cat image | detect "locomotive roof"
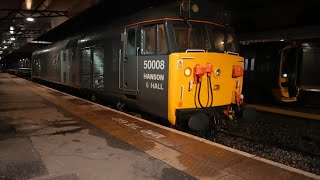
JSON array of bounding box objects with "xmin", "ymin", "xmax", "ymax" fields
[
  {"xmin": 33, "ymin": 0, "xmax": 231, "ymax": 56},
  {"xmin": 113, "ymin": 0, "xmax": 231, "ymax": 27}
]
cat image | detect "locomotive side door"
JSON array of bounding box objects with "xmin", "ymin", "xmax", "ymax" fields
[{"xmin": 122, "ymin": 26, "xmax": 140, "ymax": 95}]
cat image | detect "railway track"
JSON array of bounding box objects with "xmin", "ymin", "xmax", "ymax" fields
[
  {"xmin": 119, "ymin": 105, "xmax": 320, "ymax": 160},
  {"xmin": 215, "ymin": 129, "xmax": 320, "ymax": 158}
]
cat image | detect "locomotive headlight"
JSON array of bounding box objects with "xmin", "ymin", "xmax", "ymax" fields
[
  {"xmin": 184, "ymin": 67, "xmax": 192, "ymax": 77},
  {"xmin": 215, "ymin": 69, "xmax": 221, "ymax": 77}
]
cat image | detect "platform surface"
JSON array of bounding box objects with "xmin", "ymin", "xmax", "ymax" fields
[{"xmin": 0, "ymin": 73, "xmax": 319, "ymax": 180}]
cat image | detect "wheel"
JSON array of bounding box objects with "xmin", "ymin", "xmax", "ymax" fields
[{"xmin": 90, "ymin": 93, "xmax": 96, "ymax": 102}]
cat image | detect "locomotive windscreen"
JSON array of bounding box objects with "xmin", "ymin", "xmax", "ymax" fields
[{"xmin": 172, "ymin": 22, "xmax": 237, "ymax": 53}]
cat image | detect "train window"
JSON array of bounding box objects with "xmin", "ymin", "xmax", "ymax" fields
[
  {"xmin": 127, "ymin": 28, "xmax": 136, "ymax": 55},
  {"xmin": 33, "ymin": 58, "xmax": 39, "ymax": 76},
  {"xmin": 250, "ymin": 58, "xmax": 255, "ymax": 71},
  {"xmin": 244, "ymin": 58, "xmax": 248, "ymax": 71},
  {"xmin": 226, "ymin": 33, "xmax": 236, "ymax": 52},
  {"xmin": 92, "ymin": 46, "xmax": 104, "ymax": 90},
  {"xmin": 157, "ymin": 24, "xmax": 168, "ymax": 54},
  {"xmin": 81, "ymin": 49, "xmax": 91, "ymax": 75},
  {"xmin": 142, "ymin": 25, "xmax": 156, "ymax": 54},
  {"xmin": 60, "ymin": 50, "xmax": 66, "ymax": 62},
  {"xmin": 93, "ymin": 46, "xmax": 104, "ymax": 74},
  {"xmin": 281, "ymin": 47, "xmax": 298, "ymax": 83},
  {"xmin": 211, "ymin": 31, "xmax": 225, "ymax": 52},
  {"xmin": 173, "ymin": 25, "xmax": 206, "ymax": 50},
  {"xmin": 205, "ymin": 29, "xmax": 225, "ymax": 52},
  {"xmin": 173, "ymin": 22, "xmax": 229, "ymax": 52}
]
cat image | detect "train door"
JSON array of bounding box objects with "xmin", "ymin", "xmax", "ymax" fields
[
  {"xmin": 279, "ymin": 45, "xmax": 298, "ymax": 101},
  {"xmin": 60, "ymin": 50, "xmax": 67, "ymax": 84},
  {"xmin": 121, "ymin": 26, "xmax": 140, "ymax": 96},
  {"xmin": 80, "ymin": 48, "xmax": 92, "ymax": 89},
  {"xmin": 80, "ymin": 46, "xmax": 104, "ymax": 91},
  {"xmin": 92, "ymin": 46, "xmax": 104, "ymax": 91},
  {"xmin": 32, "ymin": 58, "xmax": 40, "ymax": 77}
]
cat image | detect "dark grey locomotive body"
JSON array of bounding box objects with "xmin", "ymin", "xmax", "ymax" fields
[
  {"xmin": 32, "ymin": 25, "xmax": 170, "ymax": 120},
  {"xmin": 31, "ymin": 0, "xmax": 243, "ymax": 132}
]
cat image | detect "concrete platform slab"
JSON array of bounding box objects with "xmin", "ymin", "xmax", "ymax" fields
[{"xmin": 0, "ymin": 138, "xmax": 47, "ymax": 179}]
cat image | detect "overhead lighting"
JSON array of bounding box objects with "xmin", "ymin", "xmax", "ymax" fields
[
  {"xmin": 280, "ymin": 39, "xmax": 285, "ymax": 42},
  {"xmin": 10, "ymin": 26, "xmax": 14, "ymax": 34},
  {"xmin": 10, "ymin": 37, "xmax": 16, "ymax": 41},
  {"xmin": 3, "ymin": 46, "xmax": 8, "ymax": 49},
  {"xmin": 0, "ymin": 51, "xmax": 3, "ymax": 54},
  {"xmin": 30, "ymin": 40, "xmax": 52, "ymax": 44},
  {"xmin": 26, "ymin": 17, "xmax": 35, "ymax": 22}
]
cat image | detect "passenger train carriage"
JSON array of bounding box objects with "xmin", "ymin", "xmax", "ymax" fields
[
  {"xmin": 31, "ymin": 0, "xmax": 244, "ymax": 134},
  {"xmin": 240, "ymin": 39, "xmax": 320, "ymax": 107}
]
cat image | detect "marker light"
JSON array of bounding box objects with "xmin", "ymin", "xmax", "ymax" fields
[
  {"xmin": 282, "ymin": 73, "xmax": 288, "ymax": 78},
  {"xmin": 232, "ymin": 65, "xmax": 244, "ymax": 78},
  {"xmin": 184, "ymin": 67, "xmax": 192, "ymax": 77}
]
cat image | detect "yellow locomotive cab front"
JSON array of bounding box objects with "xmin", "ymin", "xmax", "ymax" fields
[{"xmin": 168, "ymin": 52, "xmax": 244, "ymax": 128}]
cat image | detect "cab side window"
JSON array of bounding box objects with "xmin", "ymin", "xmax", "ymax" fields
[
  {"xmin": 142, "ymin": 25, "xmax": 156, "ymax": 54},
  {"xmin": 226, "ymin": 33, "xmax": 236, "ymax": 52},
  {"xmin": 141, "ymin": 24, "xmax": 167, "ymax": 55},
  {"xmin": 127, "ymin": 28, "xmax": 136, "ymax": 55},
  {"xmin": 157, "ymin": 24, "xmax": 168, "ymax": 54}
]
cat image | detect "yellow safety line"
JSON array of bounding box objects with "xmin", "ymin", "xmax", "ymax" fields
[{"xmin": 246, "ymin": 104, "xmax": 320, "ymax": 121}]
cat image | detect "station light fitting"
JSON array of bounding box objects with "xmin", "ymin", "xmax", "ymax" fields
[
  {"xmin": 10, "ymin": 37, "xmax": 16, "ymax": 41},
  {"xmin": 30, "ymin": 40, "xmax": 52, "ymax": 44},
  {"xmin": 26, "ymin": 17, "xmax": 35, "ymax": 22},
  {"xmin": 10, "ymin": 26, "xmax": 14, "ymax": 34}
]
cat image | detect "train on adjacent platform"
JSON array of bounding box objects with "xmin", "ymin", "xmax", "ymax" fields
[
  {"xmin": 240, "ymin": 39, "xmax": 320, "ymax": 108},
  {"xmin": 31, "ymin": 0, "xmax": 245, "ymax": 135}
]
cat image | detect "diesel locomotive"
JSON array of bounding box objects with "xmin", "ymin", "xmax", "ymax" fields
[{"xmin": 31, "ymin": 0, "xmax": 245, "ymax": 133}]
